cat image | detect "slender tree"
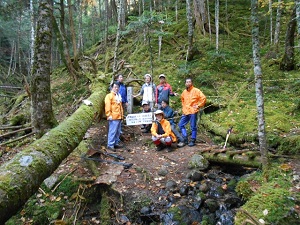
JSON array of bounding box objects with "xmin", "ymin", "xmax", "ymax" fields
[
  {"xmin": 186, "ymin": 0, "xmax": 194, "ymax": 61},
  {"xmin": 215, "ymin": 0, "xmax": 219, "ymax": 52},
  {"xmin": 31, "ymin": 0, "xmax": 57, "ymax": 137},
  {"xmin": 113, "ymin": 0, "xmax": 122, "ymax": 73},
  {"xmin": 251, "ymin": 0, "xmax": 269, "ymax": 171},
  {"xmin": 296, "ymin": 0, "xmax": 300, "ymax": 46},
  {"xmin": 274, "ymin": 0, "xmax": 282, "ymax": 47},
  {"xmin": 280, "ymin": 6, "xmax": 296, "ymax": 71}
]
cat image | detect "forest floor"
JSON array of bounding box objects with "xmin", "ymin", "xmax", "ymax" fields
[{"xmin": 0, "ymin": 120, "xmax": 300, "ymax": 223}]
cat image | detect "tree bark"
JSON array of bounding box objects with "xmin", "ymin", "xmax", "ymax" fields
[
  {"xmin": 251, "ymin": 0, "xmax": 269, "ymax": 171},
  {"xmin": 186, "ymin": 0, "xmax": 194, "ymax": 61},
  {"xmin": 31, "ymin": 0, "xmax": 57, "ymax": 138},
  {"xmin": 274, "ymin": 0, "xmax": 282, "ymax": 47},
  {"xmin": 280, "ymin": 6, "xmax": 296, "ymax": 71},
  {"xmin": 0, "ymin": 90, "xmax": 106, "ymax": 223}
]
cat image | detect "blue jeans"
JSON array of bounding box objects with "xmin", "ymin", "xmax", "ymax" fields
[
  {"xmin": 107, "ymin": 119, "xmax": 122, "ymax": 148},
  {"xmin": 178, "ymin": 113, "xmax": 198, "ymax": 140}
]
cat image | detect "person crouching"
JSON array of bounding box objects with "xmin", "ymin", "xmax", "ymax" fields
[{"xmin": 151, "ymin": 110, "xmax": 177, "ymax": 152}]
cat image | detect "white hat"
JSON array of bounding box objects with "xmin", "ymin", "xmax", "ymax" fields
[
  {"xmin": 141, "ymin": 100, "xmax": 150, "ymax": 106},
  {"xmin": 144, "ymin": 74, "xmax": 152, "ymax": 80},
  {"xmin": 154, "ymin": 109, "xmax": 164, "ymax": 115},
  {"xmin": 158, "ymin": 74, "xmax": 166, "ymax": 79}
]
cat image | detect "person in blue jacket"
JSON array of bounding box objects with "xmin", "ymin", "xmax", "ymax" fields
[
  {"xmin": 116, "ymin": 74, "xmax": 128, "ymax": 113},
  {"xmin": 161, "ymin": 99, "xmax": 185, "ymax": 147}
]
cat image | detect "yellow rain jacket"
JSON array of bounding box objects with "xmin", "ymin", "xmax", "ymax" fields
[
  {"xmin": 105, "ymin": 91, "xmax": 123, "ymax": 120},
  {"xmin": 181, "ymin": 85, "xmax": 206, "ymax": 115},
  {"xmin": 151, "ymin": 118, "xmax": 177, "ymax": 142}
]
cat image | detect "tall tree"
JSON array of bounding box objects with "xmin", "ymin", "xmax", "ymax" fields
[
  {"xmin": 280, "ymin": 6, "xmax": 296, "ymax": 71},
  {"xmin": 215, "ymin": 0, "xmax": 219, "ymax": 52},
  {"xmin": 295, "ymin": 0, "xmax": 300, "ymax": 46},
  {"xmin": 251, "ymin": 0, "xmax": 268, "ymax": 171},
  {"xmin": 186, "ymin": 0, "xmax": 194, "ymax": 61},
  {"xmin": 31, "ymin": 0, "xmax": 57, "ymax": 137},
  {"xmin": 274, "ymin": 0, "xmax": 282, "ymax": 47},
  {"xmin": 113, "ymin": 0, "xmax": 122, "ymax": 73}
]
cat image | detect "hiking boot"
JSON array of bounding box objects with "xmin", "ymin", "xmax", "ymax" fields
[
  {"xmin": 166, "ymin": 146, "xmax": 173, "ymax": 152},
  {"xmin": 114, "ymin": 143, "xmax": 124, "ymax": 148},
  {"xmin": 183, "ymin": 137, "xmax": 188, "ymax": 145},
  {"xmin": 177, "ymin": 142, "xmax": 186, "ymax": 148},
  {"xmin": 156, "ymin": 144, "xmax": 165, "ymax": 151},
  {"xmin": 107, "ymin": 146, "xmax": 116, "ymax": 152},
  {"xmin": 188, "ymin": 139, "xmax": 196, "ymax": 147}
]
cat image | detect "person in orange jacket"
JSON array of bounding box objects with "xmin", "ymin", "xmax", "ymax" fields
[
  {"xmin": 105, "ymin": 82, "xmax": 124, "ymax": 151},
  {"xmin": 178, "ymin": 78, "xmax": 206, "ymax": 147},
  {"xmin": 151, "ymin": 109, "xmax": 177, "ymax": 152}
]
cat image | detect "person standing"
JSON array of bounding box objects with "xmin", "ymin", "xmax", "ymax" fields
[
  {"xmin": 151, "ymin": 110, "xmax": 177, "ymax": 152},
  {"xmin": 133, "ymin": 74, "xmax": 156, "ymax": 109},
  {"xmin": 116, "ymin": 74, "xmax": 128, "ymax": 113},
  {"xmin": 105, "ymin": 82, "xmax": 124, "ymax": 151},
  {"xmin": 155, "ymin": 74, "xmax": 177, "ymax": 109},
  {"xmin": 161, "ymin": 99, "xmax": 185, "ymax": 147},
  {"xmin": 178, "ymin": 78, "xmax": 206, "ymax": 147}
]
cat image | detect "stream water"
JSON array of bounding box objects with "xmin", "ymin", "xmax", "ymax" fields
[{"xmin": 128, "ymin": 164, "xmax": 256, "ymax": 225}]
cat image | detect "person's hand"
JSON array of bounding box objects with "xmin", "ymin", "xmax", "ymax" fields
[
  {"xmin": 155, "ymin": 103, "xmax": 158, "ymax": 108},
  {"xmin": 174, "ymin": 92, "xmax": 178, "ymax": 96},
  {"xmin": 126, "ymin": 102, "xmax": 129, "ymax": 106},
  {"xmin": 108, "ymin": 116, "xmax": 112, "ymax": 120}
]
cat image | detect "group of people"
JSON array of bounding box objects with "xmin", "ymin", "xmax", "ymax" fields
[{"xmin": 104, "ymin": 73, "xmax": 206, "ymax": 152}]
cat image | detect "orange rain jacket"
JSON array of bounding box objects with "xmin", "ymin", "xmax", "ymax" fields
[
  {"xmin": 104, "ymin": 91, "xmax": 123, "ymax": 120},
  {"xmin": 181, "ymin": 85, "xmax": 206, "ymax": 115},
  {"xmin": 151, "ymin": 118, "xmax": 177, "ymax": 142}
]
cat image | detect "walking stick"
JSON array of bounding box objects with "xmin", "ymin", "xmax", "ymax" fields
[{"xmin": 223, "ymin": 127, "xmax": 233, "ymax": 149}]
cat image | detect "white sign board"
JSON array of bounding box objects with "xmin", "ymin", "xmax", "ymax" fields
[{"xmin": 126, "ymin": 112, "xmax": 154, "ymax": 125}]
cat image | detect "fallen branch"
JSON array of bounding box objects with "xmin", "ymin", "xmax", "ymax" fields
[
  {"xmin": 0, "ymin": 126, "xmax": 33, "ymax": 139},
  {"xmin": 0, "ymin": 124, "xmax": 31, "ymax": 130},
  {"xmin": 0, "ymin": 132, "xmax": 35, "ymax": 146}
]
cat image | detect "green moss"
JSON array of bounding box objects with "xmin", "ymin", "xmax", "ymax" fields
[
  {"xmin": 235, "ymin": 165, "xmax": 298, "ymax": 224},
  {"xmin": 99, "ymin": 192, "xmax": 111, "ymax": 225}
]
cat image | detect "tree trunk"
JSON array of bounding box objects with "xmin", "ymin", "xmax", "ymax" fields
[
  {"xmin": 113, "ymin": 0, "xmax": 122, "ymax": 73},
  {"xmin": 193, "ymin": 0, "xmax": 207, "ymax": 35},
  {"xmin": 296, "ymin": 0, "xmax": 300, "ymax": 44},
  {"xmin": 186, "ymin": 0, "xmax": 194, "ymax": 61},
  {"xmin": 280, "ymin": 6, "xmax": 296, "ymax": 71},
  {"xmin": 251, "ymin": 0, "xmax": 269, "ymax": 171},
  {"xmin": 274, "ymin": 0, "xmax": 282, "ymax": 47},
  {"xmin": 31, "ymin": 0, "xmax": 57, "ymax": 138},
  {"xmin": 215, "ymin": 0, "xmax": 219, "ymax": 52},
  {"xmin": 269, "ymin": 0, "xmax": 273, "ymax": 43},
  {"xmin": 0, "ymin": 90, "xmax": 106, "ymax": 223}
]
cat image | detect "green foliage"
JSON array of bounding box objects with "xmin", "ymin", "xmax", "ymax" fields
[{"xmin": 235, "ymin": 165, "xmax": 299, "ymax": 224}]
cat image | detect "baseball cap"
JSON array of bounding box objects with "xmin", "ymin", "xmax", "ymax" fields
[{"xmin": 158, "ymin": 74, "xmax": 166, "ymax": 79}]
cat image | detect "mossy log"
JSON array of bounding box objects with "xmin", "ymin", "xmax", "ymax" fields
[
  {"xmin": 201, "ymin": 149, "xmax": 262, "ymax": 168},
  {"xmin": 0, "ymin": 88, "xmax": 106, "ymax": 223},
  {"xmin": 201, "ymin": 117, "xmax": 258, "ymax": 145}
]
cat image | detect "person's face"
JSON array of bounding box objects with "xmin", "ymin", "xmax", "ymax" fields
[
  {"xmin": 118, "ymin": 75, "xmax": 124, "ymax": 83},
  {"xmin": 143, "ymin": 104, "xmax": 150, "ymax": 111},
  {"xmin": 161, "ymin": 101, "xmax": 167, "ymax": 108},
  {"xmin": 112, "ymin": 84, "xmax": 119, "ymax": 93},
  {"xmin": 145, "ymin": 76, "xmax": 151, "ymax": 83},
  {"xmin": 159, "ymin": 77, "xmax": 165, "ymax": 84},
  {"xmin": 185, "ymin": 79, "xmax": 192, "ymax": 88},
  {"xmin": 155, "ymin": 114, "xmax": 163, "ymax": 121}
]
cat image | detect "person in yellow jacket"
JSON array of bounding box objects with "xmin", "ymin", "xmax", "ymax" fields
[
  {"xmin": 151, "ymin": 110, "xmax": 177, "ymax": 152},
  {"xmin": 105, "ymin": 82, "xmax": 124, "ymax": 151},
  {"xmin": 178, "ymin": 78, "xmax": 206, "ymax": 147}
]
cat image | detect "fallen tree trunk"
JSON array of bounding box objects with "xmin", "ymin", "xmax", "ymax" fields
[
  {"xmin": 200, "ymin": 148, "xmax": 262, "ymax": 168},
  {"xmin": 0, "ymin": 89, "xmax": 106, "ymax": 223}
]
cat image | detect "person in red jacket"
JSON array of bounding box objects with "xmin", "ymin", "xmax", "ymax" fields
[
  {"xmin": 151, "ymin": 109, "xmax": 177, "ymax": 152},
  {"xmin": 155, "ymin": 74, "xmax": 178, "ymax": 109},
  {"xmin": 105, "ymin": 82, "xmax": 124, "ymax": 151},
  {"xmin": 178, "ymin": 78, "xmax": 206, "ymax": 147}
]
